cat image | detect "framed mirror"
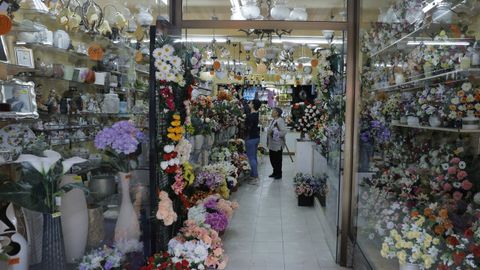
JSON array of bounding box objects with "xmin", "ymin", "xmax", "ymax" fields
[{"xmin": 0, "ymin": 79, "xmax": 38, "ymax": 119}]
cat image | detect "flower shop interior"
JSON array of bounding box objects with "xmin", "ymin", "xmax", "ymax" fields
[{"xmin": 1, "ymin": 0, "xmax": 480, "ymax": 270}]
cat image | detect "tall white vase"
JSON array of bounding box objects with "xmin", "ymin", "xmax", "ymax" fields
[
  {"xmin": 114, "ymin": 172, "xmax": 140, "ymax": 242},
  {"xmin": 400, "ymin": 263, "xmax": 420, "ymax": 270},
  {"xmin": 60, "ymin": 174, "xmax": 88, "ymax": 263},
  {"xmin": 193, "ymin": 135, "xmax": 204, "ymax": 151},
  {"xmin": 0, "ymin": 204, "xmax": 29, "ymax": 270}
]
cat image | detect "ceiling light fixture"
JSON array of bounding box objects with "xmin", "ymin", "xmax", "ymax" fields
[
  {"xmin": 407, "ymin": 40, "xmax": 470, "ymax": 46},
  {"xmin": 272, "ymin": 38, "xmax": 343, "ymax": 44},
  {"xmin": 175, "ymin": 37, "xmax": 228, "ymax": 43}
]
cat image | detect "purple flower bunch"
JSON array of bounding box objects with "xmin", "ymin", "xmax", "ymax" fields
[
  {"xmin": 95, "ymin": 121, "xmax": 144, "ymax": 155},
  {"xmin": 205, "ymin": 212, "xmax": 228, "ymax": 232},
  {"xmin": 203, "ymin": 197, "xmax": 218, "ymax": 210},
  {"xmin": 194, "ymin": 171, "xmax": 224, "ymax": 190},
  {"xmin": 360, "ymin": 120, "xmax": 390, "ymax": 144}
]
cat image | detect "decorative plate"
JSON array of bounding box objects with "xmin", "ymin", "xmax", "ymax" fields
[{"xmin": 0, "ymin": 124, "xmax": 36, "ymax": 155}]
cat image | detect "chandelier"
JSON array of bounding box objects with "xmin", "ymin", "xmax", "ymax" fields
[{"xmin": 232, "ymin": 0, "xmax": 308, "ymax": 21}]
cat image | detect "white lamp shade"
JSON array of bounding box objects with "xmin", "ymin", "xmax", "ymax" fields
[
  {"xmin": 241, "ymin": 4, "xmax": 260, "ymax": 20},
  {"xmin": 271, "ymin": 5, "xmax": 290, "ymax": 20},
  {"xmin": 289, "ymin": 7, "xmax": 308, "ymax": 21}
]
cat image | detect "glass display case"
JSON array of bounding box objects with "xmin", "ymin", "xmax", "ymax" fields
[{"xmin": 354, "ymin": 0, "xmax": 480, "ymax": 269}]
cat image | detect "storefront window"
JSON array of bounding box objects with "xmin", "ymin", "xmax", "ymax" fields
[{"xmin": 354, "ymin": 0, "xmax": 480, "ymax": 269}]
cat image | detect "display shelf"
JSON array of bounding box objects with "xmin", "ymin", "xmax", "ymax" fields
[
  {"xmin": 25, "ymin": 75, "xmax": 103, "ymax": 87},
  {"xmin": 19, "ymin": 43, "xmax": 95, "ymax": 62},
  {"xmin": 32, "ymin": 125, "xmax": 98, "ymax": 132},
  {"xmin": 50, "ymin": 138, "xmax": 94, "ymax": 146},
  {"xmin": 0, "ymin": 112, "xmax": 39, "ymax": 120},
  {"xmin": 370, "ymin": 0, "xmax": 475, "ymax": 57},
  {"xmin": 0, "ymin": 62, "xmax": 36, "ymax": 77},
  {"xmin": 371, "ymin": 68, "xmax": 480, "ymax": 92},
  {"xmin": 391, "ymin": 123, "xmax": 480, "ymax": 133}
]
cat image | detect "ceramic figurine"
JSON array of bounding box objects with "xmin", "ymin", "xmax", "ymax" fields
[{"xmin": 45, "ymin": 89, "xmax": 60, "ymax": 114}]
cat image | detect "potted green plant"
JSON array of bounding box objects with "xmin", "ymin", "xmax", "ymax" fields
[{"xmin": 0, "ymin": 150, "xmax": 87, "ymax": 270}]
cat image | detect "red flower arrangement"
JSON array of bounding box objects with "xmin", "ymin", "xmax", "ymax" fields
[
  {"xmin": 141, "ymin": 252, "xmax": 190, "ymax": 270},
  {"xmin": 160, "ymin": 86, "xmax": 175, "ymax": 111}
]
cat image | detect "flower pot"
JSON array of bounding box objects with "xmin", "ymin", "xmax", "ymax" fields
[
  {"xmin": 407, "ymin": 116, "xmax": 420, "ymax": 126},
  {"xmin": 394, "ymin": 73, "xmax": 405, "ymax": 85},
  {"xmin": 391, "ymin": 119, "xmax": 400, "ymax": 124},
  {"xmin": 42, "ymin": 213, "xmax": 66, "ymax": 270},
  {"xmin": 60, "ymin": 175, "xmax": 88, "ymax": 263},
  {"xmin": 423, "ymin": 64, "xmax": 432, "ymax": 77},
  {"xmin": 297, "ymin": 195, "xmax": 314, "ymax": 207},
  {"xmin": 428, "ymin": 115, "xmax": 441, "ymax": 127},
  {"xmin": 204, "ymin": 134, "xmax": 215, "ymax": 150},
  {"xmin": 462, "ymin": 111, "xmax": 479, "ymax": 130},
  {"xmin": 114, "ymin": 172, "xmax": 140, "ymax": 242},
  {"xmin": 193, "ymin": 135, "xmax": 205, "ymax": 151},
  {"xmin": 400, "ymin": 263, "xmax": 420, "ymax": 270},
  {"xmin": 88, "ymin": 175, "xmax": 117, "ymax": 202},
  {"xmin": 359, "ymin": 142, "xmax": 373, "ymax": 172},
  {"xmin": 400, "ymin": 116, "xmax": 407, "ymax": 124}
]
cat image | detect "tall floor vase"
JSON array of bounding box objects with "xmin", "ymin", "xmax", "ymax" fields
[
  {"xmin": 114, "ymin": 172, "xmax": 140, "ymax": 242},
  {"xmin": 0, "ymin": 203, "xmax": 29, "ymax": 270},
  {"xmin": 42, "ymin": 214, "xmax": 66, "ymax": 270},
  {"xmin": 60, "ymin": 175, "xmax": 88, "ymax": 263}
]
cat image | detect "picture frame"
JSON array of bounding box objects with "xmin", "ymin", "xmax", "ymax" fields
[
  {"xmin": 0, "ymin": 79, "xmax": 38, "ymax": 119},
  {"xmin": 14, "ymin": 47, "xmax": 34, "ymax": 68},
  {"xmin": 0, "ymin": 36, "xmax": 8, "ymax": 63}
]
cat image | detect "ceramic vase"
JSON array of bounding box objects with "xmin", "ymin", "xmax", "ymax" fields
[
  {"xmin": 42, "ymin": 213, "xmax": 66, "ymax": 270},
  {"xmin": 22, "ymin": 208, "xmax": 42, "ymax": 265},
  {"xmin": 400, "ymin": 116, "xmax": 407, "ymax": 124},
  {"xmin": 0, "ymin": 204, "xmax": 29, "ymax": 270},
  {"xmin": 462, "ymin": 111, "xmax": 479, "ymax": 130},
  {"xmin": 400, "ymin": 263, "xmax": 420, "ymax": 270},
  {"xmin": 428, "ymin": 115, "xmax": 441, "ymax": 127},
  {"xmin": 193, "ymin": 135, "xmax": 204, "ymax": 151},
  {"xmin": 423, "ymin": 64, "xmax": 432, "ymax": 77},
  {"xmin": 60, "ymin": 175, "xmax": 88, "ymax": 263},
  {"xmin": 86, "ymin": 207, "xmax": 104, "ymax": 248},
  {"xmin": 391, "ymin": 119, "xmax": 400, "ymax": 124},
  {"xmin": 114, "ymin": 172, "xmax": 140, "ymax": 242},
  {"xmin": 407, "ymin": 116, "xmax": 420, "ymax": 126}
]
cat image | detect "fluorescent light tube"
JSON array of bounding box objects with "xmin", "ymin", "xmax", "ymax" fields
[
  {"xmin": 175, "ymin": 37, "xmax": 228, "ymax": 43},
  {"xmin": 271, "ymin": 38, "xmax": 343, "ymax": 45},
  {"xmin": 407, "ymin": 40, "xmax": 470, "ymax": 46}
]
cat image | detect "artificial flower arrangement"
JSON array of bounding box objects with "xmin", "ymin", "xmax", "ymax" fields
[
  {"xmin": 291, "ymin": 103, "xmax": 322, "ymax": 134},
  {"xmin": 79, "ymin": 240, "xmax": 143, "ymax": 270},
  {"xmin": 94, "ymin": 121, "xmax": 145, "ymax": 173},
  {"xmin": 359, "ymin": 115, "xmax": 391, "ymax": 146},
  {"xmin": 141, "ymin": 252, "xmax": 190, "ymax": 270},
  {"xmin": 153, "ymin": 44, "xmax": 185, "ymax": 86},
  {"xmin": 417, "ymin": 85, "xmax": 447, "ymax": 121},
  {"xmin": 381, "ymin": 212, "xmax": 441, "ymax": 269},
  {"xmin": 168, "ymin": 114, "xmax": 185, "ymax": 142},
  {"xmin": 308, "ymin": 117, "xmax": 328, "ymax": 151},
  {"xmin": 316, "ymin": 48, "xmax": 336, "ymax": 94},
  {"xmin": 189, "ymin": 96, "xmax": 214, "ymax": 136},
  {"xmin": 160, "ymin": 85, "xmax": 175, "ymax": 111},
  {"xmin": 168, "ymin": 220, "xmax": 228, "ymax": 270},
  {"xmin": 431, "ymin": 157, "xmax": 474, "ymax": 202},
  {"xmin": 189, "ymin": 46, "xmax": 203, "ymax": 76},
  {"xmin": 210, "ymin": 147, "xmax": 232, "ymax": 163},
  {"xmin": 381, "ymin": 93, "xmax": 402, "ymax": 121},
  {"xmin": 156, "ymin": 191, "xmax": 178, "ymax": 226},
  {"xmin": 0, "ymin": 150, "xmax": 87, "ymax": 213},
  {"xmin": 161, "ymin": 145, "xmax": 180, "ymax": 174},
  {"xmin": 447, "ymin": 82, "xmax": 480, "ymax": 120},
  {"xmin": 293, "ymin": 173, "xmax": 327, "ymax": 197}
]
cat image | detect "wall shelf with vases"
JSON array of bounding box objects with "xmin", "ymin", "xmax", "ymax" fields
[{"xmin": 371, "ymin": 68, "xmax": 480, "ymax": 92}]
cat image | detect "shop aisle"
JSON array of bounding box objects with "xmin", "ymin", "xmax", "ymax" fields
[{"xmin": 223, "ymin": 155, "xmax": 348, "ymax": 270}]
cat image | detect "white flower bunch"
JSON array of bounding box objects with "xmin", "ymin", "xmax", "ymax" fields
[
  {"xmin": 153, "ymin": 44, "xmax": 186, "ymax": 86},
  {"xmin": 168, "ymin": 238, "xmax": 210, "ymax": 266},
  {"xmin": 175, "ymin": 138, "xmax": 192, "ymax": 164},
  {"xmin": 188, "ymin": 205, "xmax": 207, "ymax": 225}
]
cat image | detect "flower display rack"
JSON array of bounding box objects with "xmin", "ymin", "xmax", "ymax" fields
[{"xmin": 391, "ymin": 123, "xmax": 480, "ymax": 133}]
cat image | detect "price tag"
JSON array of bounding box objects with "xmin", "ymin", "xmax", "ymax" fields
[{"xmin": 52, "ymin": 212, "xmax": 62, "ymax": 218}]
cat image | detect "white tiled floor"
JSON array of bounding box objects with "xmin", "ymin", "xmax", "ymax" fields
[{"xmin": 223, "ymin": 155, "xmax": 349, "ymax": 270}]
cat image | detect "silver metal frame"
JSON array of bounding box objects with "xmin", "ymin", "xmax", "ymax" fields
[{"xmin": 0, "ymin": 79, "xmax": 39, "ymax": 119}]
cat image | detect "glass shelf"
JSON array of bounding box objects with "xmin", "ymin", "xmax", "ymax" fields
[
  {"xmin": 371, "ymin": 68, "xmax": 480, "ymax": 92},
  {"xmin": 33, "ymin": 125, "xmax": 98, "ymax": 132},
  {"xmin": 50, "ymin": 138, "xmax": 94, "ymax": 146},
  {"xmin": 370, "ymin": 0, "xmax": 476, "ymax": 57},
  {"xmin": 0, "ymin": 62, "xmax": 36, "ymax": 77},
  {"xmin": 391, "ymin": 123, "xmax": 480, "ymax": 133},
  {"xmin": 18, "ymin": 43, "xmax": 94, "ymax": 61}
]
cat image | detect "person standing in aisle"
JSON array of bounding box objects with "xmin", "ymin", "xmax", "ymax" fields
[
  {"xmin": 245, "ymin": 99, "xmax": 262, "ymax": 184},
  {"xmin": 267, "ymin": 107, "xmax": 287, "ymax": 179}
]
